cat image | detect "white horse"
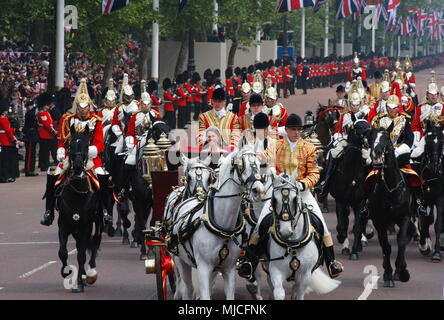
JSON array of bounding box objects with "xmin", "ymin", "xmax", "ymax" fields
[
  {"xmin": 170, "ymin": 144, "xmax": 265, "ymax": 300},
  {"xmin": 260, "ymin": 169, "xmax": 340, "ymax": 300}
]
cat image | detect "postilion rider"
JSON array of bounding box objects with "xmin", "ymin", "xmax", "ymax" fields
[{"xmin": 238, "ymin": 113, "xmax": 344, "ymax": 281}]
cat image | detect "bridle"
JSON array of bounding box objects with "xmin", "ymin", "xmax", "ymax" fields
[
  {"xmin": 185, "ymin": 163, "xmax": 214, "ymax": 198},
  {"xmin": 421, "ymin": 130, "xmax": 443, "ymax": 180}
]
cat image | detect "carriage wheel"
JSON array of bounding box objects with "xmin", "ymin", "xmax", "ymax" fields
[
  {"xmin": 154, "ymin": 246, "xmax": 167, "ymax": 300},
  {"xmin": 167, "ymin": 255, "xmax": 176, "ymax": 294}
]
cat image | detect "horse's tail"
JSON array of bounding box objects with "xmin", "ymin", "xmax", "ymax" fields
[{"xmin": 306, "ymin": 268, "xmax": 341, "ymax": 295}]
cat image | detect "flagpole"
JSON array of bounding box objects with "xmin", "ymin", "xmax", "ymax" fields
[
  {"xmin": 324, "ymin": 0, "xmax": 329, "ymax": 58},
  {"xmin": 55, "ymin": 0, "xmax": 65, "ymax": 90},
  {"xmin": 341, "ymin": 20, "xmax": 344, "ymax": 57},
  {"xmin": 301, "ymin": 8, "xmax": 305, "ymax": 59},
  {"xmin": 372, "ymin": 21, "xmax": 376, "ymax": 53},
  {"xmin": 255, "ymin": 26, "xmax": 261, "ymax": 63},
  {"xmin": 151, "ymin": 0, "xmax": 159, "ymax": 81},
  {"xmin": 283, "ymin": 13, "xmax": 288, "ymax": 58},
  {"xmin": 397, "ymin": 35, "xmax": 401, "ymax": 56},
  {"xmin": 414, "ymin": 38, "xmax": 417, "ymax": 57}
]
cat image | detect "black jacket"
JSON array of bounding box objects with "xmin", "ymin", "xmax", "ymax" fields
[{"xmin": 23, "ymin": 107, "xmax": 39, "ymax": 142}]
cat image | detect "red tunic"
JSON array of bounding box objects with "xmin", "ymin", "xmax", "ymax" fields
[
  {"xmin": 163, "ymin": 91, "xmax": 176, "ymax": 112},
  {"xmin": 176, "ymin": 88, "xmax": 187, "ymax": 107},
  {"xmin": 37, "ymin": 110, "xmax": 55, "ymax": 140},
  {"xmin": 192, "ymin": 84, "xmax": 202, "ymax": 103},
  {"xmin": 0, "ymin": 116, "xmax": 15, "ymax": 146},
  {"xmin": 184, "ymin": 84, "xmax": 193, "ymax": 103},
  {"xmin": 150, "ymin": 94, "xmax": 161, "ymax": 113}
]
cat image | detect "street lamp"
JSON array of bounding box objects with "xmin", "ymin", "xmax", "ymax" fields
[{"xmin": 187, "ymin": 29, "xmax": 195, "ymax": 72}]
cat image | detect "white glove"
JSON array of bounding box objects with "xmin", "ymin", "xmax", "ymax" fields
[
  {"xmin": 88, "ymin": 146, "xmax": 98, "ymax": 159},
  {"xmin": 409, "ymin": 83, "xmax": 416, "ymax": 88},
  {"xmin": 56, "ymin": 147, "xmax": 65, "ymax": 162},
  {"xmin": 278, "ymin": 126, "xmax": 287, "ymax": 137},
  {"xmin": 272, "ymin": 105, "xmax": 281, "ymax": 117},
  {"xmin": 125, "ymin": 136, "xmax": 135, "ymax": 150},
  {"xmin": 412, "ymin": 131, "xmax": 421, "ymax": 149},
  {"xmin": 112, "ymin": 125, "xmax": 122, "ymax": 138},
  {"xmin": 226, "ymin": 103, "xmax": 233, "ymax": 112},
  {"xmin": 394, "ymin": 144, "xmax": 411, "ymax": 158},
  {"xmin": 296, "ymin": 182, "xmax": 305, "ymax": 192}
]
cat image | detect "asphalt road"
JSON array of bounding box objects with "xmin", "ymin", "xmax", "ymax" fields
[{"xmin": 1, "ymin": 65, "xmax": 444, "ymax": 300}]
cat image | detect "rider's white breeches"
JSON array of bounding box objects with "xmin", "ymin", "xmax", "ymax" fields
[{"xmin": 251, "ymin": 190, "xmax": 330, "ymax": 240}]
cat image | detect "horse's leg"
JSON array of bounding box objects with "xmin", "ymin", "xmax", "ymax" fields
[
  {"xmin": 291, "ymin": 270, "xmax": 311, "ymax": 300},
  {"xmin": 58, "ymin": 226, "xmax": 70, "ymax": 278},
  {"xmin": 375, "ymin": 223, "xmax": 394, "ymax": 287},
  {"xmin": 394, "ymin": 215, "xmax": 411, "ymax": 283},
  {"xmin": 221, "ymin": 266, "xmax": 236, "ymax": 300},
  {"xmin": 115, "ymin": 203, "xmax": 123, "ymax": 237},
  {"xmin": 173, "ymin": 258, "xmax": 193, "ymax": 300},
  {"xmin": 72, "ymin": 231, "xmax": 89, "ymax": 293},
  {"xmin": 418, "ymin": 206, "xmax": 434, "ymax": 255},
  {"xmin": 269, "ymin": 263, "xmax": 286, "ymax": 300},
  {"xmin": 350, "ymin": 205, "xmax": 362, "ymax": 260},
  {"xmin": 196, "ymin": 263, "xmax": 213, "ymax": 300},
  {"xmin": 246, "ymin": 266, "xmax": 264, "ymax": 300},
  {"xmin": 432, "ymin": 200, "xmax": 444, "ymax": 262},
  {"xmin": 335, "ymin": 202, "xmax": 350, "ymax": 255},
  {"xmin": 119, "ymin": 201, "xmax": 131, "ymax": 245},
  {"xmin": 87, "ymin": 217, "xmax": 102, "ymax": 285}
]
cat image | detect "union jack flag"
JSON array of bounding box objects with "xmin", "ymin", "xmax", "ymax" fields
[
  {"xmin": 335, "ymin": 0, "xmax": 361, "ymax": 19},
  {"xmin": 277, "ymin": 0, "xmax": 317, "ymax": 13},
  {"xmin": 386, "ymin": 0, "xmax": 400, "ymax": 31},
  {"xmin": 102, "ymin": 0, "xmax": 133, "ymax": 14},
  {"xmin": 396, "ymin": 17, "xmax": 412, "ymax": 36}
]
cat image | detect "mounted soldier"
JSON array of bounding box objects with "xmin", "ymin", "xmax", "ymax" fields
[
  {"xmin": 319, "ymin": 82, "xmax": 369, "ymax": 197},
  {"xmin": 368, "ymin": 95, "xmax": 427, "ymax": 217},
  {"xmin": 368, "ymin": 73, "xmax": 392, "ymax": 123},
  {"xmin": 98, "ymin": 79, "xmax": 117, "ymax": 138},
  {"xmin": 41, "ymin": 79, "xmax": 112, "ymax": 226},
  {"xmin": 238, "ymin": 113, "xmax": 344, "ymax": 281},
  {"xmin": 403, "ymin": 56, "xmax": 417, "ymax": 106},
  {"xmin": 264, "ymin": 85, "xmax": 288, "ymax": 128},
  {"xmin": 348, "ymin": 52, "xmax": 367, "ymax": 82}
]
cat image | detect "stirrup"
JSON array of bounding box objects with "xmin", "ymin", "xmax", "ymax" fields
[
  {"xmin": 327, "ymin": 260, "xmax": 344, "ymax": 279},
  {"xmin": 103, "ymin": 212, "xmax": 112, "ymax": 225}
]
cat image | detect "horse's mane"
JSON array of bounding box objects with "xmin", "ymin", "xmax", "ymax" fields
[{"xmin": 316, "ymin": 104, "xmax": 328, "ymax": 119}]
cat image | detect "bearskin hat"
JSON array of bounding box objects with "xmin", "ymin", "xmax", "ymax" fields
[
  {"xmin": 147, "ymin": 80, "xmax": 158, "ymax": 94},
  {"xmin": 192, "ymin": 72, "xmax": 201, "ymax": 84},
  {"xmin": 225, "ymin": 67, "xmax": 233, "ymax": 79},
  {"xmin": 162, "ymin": 78, "xmax": 172, "ymax": 91},
  {"xmin": 37, "ymin": 92, "xmax": 54, "ymax": 108}
]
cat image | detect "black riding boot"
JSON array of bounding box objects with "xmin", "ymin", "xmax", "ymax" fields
[
  {"xmin": 98, "ymin": 174, "xmax": 113, "ymax": 225},
  {"xmin": 412, "ymin": 187, "xmax": 428, "ymax": 217},
  {"xmin": 40, "ymin": 174, "xmax": 59, "ymax": 226},
  {"xmin": 319, "ymin": 156, "xmax": 337, "ymax": 198},
  {"xmin": 238, "ymin": 244, "xmax": 259, "ymax": 282},
  {"xmin": 116, "ymin": 165, "xmax": 134, "ymax": 202},
  {"xmin": 323, "ymin": 245, "xmax": 344, "ymax": 278}
]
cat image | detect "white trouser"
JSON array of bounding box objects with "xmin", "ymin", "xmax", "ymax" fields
[
  {"xmin": 124, "ymin": 136, "xmax": 147, "ymax": 166},
  {"xmin": 251, "ymin": 190, "xmax": 330, "ymax": 239},
  {"xmin": 47, "ymin": 158, "xmax": 107, "ymax": 176}
]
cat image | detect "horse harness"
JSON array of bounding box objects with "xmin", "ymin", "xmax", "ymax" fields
[{"xmin": 166, "ymin": 152, "xmax": 261, "ymax": 271}]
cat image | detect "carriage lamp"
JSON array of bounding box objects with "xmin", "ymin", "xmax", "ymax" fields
[
  {"xmin": 155, "ymin": 132, "xmax": 171, "ymax": 171},
  {"xmin": 142, "ymin": 138, "xmax": 162, "ymax": 187}
]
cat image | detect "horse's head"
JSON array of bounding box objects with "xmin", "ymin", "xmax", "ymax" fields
[
  {"xmin": 316, "ymin": 104, "xmax": 340, "ymax": 132},
  {"xmin": 270, "ymin": 168, "xmax": 300, "ymax": 240},
  {"xmin": 229, "ymin": 143, "xmax": 265, "ymax": 202},
  {"xmin": 180, "ymin": 154, "xmax": 214, "ymax": 197},
  {"xmin": 69, "ymin": 124, "xmax": 90, "ymax": 177},
  {"xmin": 424, "ymin": 121, "xmax": 443, "ymax": 176},
  {"xmin": 348, "ymin": 119, "xmax": 371, "ymax": 149},
  {"xmin": 369, "ymin": 128, "xmax": 394, "ymax": 168},
  {"xmin": 150, "ymin": 120, "xmax": 173, "ymax": 143}
]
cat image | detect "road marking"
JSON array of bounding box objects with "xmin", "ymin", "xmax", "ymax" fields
[
  {"xmin": 16, "ymin": 212, "xmax": 24, "ymax": 215},
  {"xmin": 0, "ymin": 287, "xmax": 4, "ymax": 291},
  {"xmin": 32, "ymin": 231, "xmax": 40, "ymax": 234},
  {"xmin": 0, "ymin": 232, "xmax": 4, "ymax": 235},
  {"xmin": 19, "ymin": 261, "xmax": 57, "ymax": 279},
  {"xmin": 0, "ymin": 240, "xmax": 122, "ymax": 245},
  {"xmin": 357, "ymin": 276, "xmax": 379, "ymax": 300}
]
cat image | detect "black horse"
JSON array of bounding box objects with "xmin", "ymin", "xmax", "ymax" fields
[
  {"xmin": 367, "ymin": 129, "xmax": 415, "ymax": 287},
  {"xmin": 304, "ymin": 105, "xmax": 341, "ymax": 212},
  {"xmin": 418, "ymin": 121, "xmax": 444, "ymax": 262},
  {"xmin": 128, "ymin": 120, "xmax": 172, "ymax": 260},
  {"xmin": 329, "ymin": 120, "xmax": 370, "ymax": 260},
  {"xmin": 56, "ymin": 125, "xmax": 103, "ymax": 293}
]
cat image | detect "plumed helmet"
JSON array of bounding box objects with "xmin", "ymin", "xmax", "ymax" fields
[
  {"xmin": 140, "ymin": 80, "xmax": 151, "ymax": 105},
  {"xmin": 381, "ymin": 81, "xmax": 391, "ymax": 93},
  {"xmin": 105, "ymin": 79, "xmax": 116, "ymax": 102},
  {"xmin": 253, "ymin": 112, "xmax": 269, "ymax": 129},
  {"xmin": 252, "ymin": 81, "xmax": 263, "ymax": 95},
  {"xmin": 265, "ymin": 87, "xmax": 277, "ymax": 100},
  {"xmin": 387, "ymin": 95, "xmax": 400, "ymax": 109},
  {"xmin": 353, "ymin": 52, "xmax": 360, "ymax": 66},
  {"xmin": 427, "ymin": 71, "xmax": 438, "ymax": 94},
  {"xmin": 121, "ymin": 73, "xmax": 134, "ymax": 102},
  {"xmin": 163, "ymin": 78, "xmax": 172, "ymax": 91},
  {"xmin": 74, "ymin": 78, "xmax": 92, "ymax": 110},
  {"xmin": 241, "ymin": 81, "xmax": 251, "ymax": 94}
]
